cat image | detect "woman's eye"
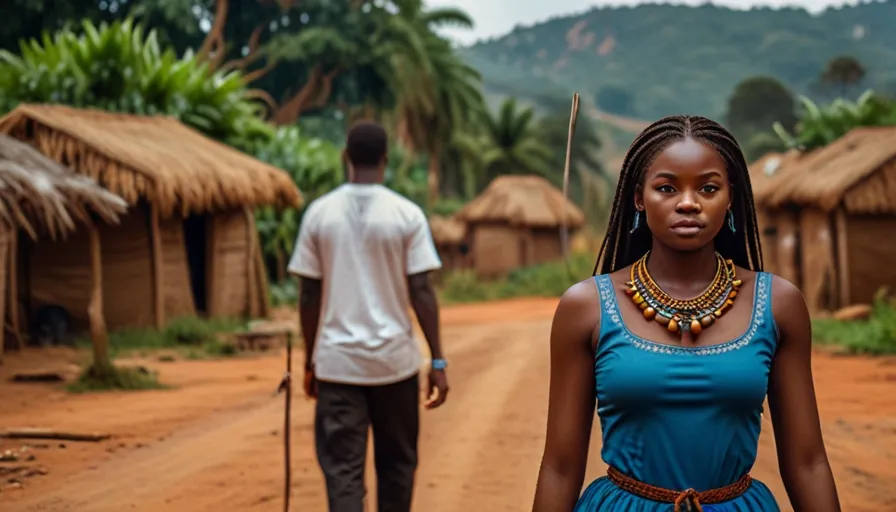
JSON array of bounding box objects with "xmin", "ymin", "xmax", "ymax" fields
[
  {"xmin": 701, "ymin": 184, "xmax": 720, "ymax": 193},
  {"xmin": 656, "ymin": 185, "xmax": 675, "ymax": 193}
]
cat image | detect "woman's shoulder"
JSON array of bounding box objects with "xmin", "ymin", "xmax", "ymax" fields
[
  {"xmin": 732, "ymin": 268, "xmax": 806, "ymax": 308},
  {"xmin": 553, "ymin": 277, "xmax": 603, "ymax": 340}
]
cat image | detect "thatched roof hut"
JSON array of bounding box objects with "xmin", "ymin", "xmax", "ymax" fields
[
  {"xmin": 429, "ymin": 215, "xmax": 469, "ymax": 272},
  {"xmin": 751, "ymin": 127, "xmax": 896, "ymax": 312},
  {"xmin": 0, "ymin": 134, "xmax": 128, "ymax": 354},
  {"xmin": 0, "ymin": 104, "xmax": 301, "ymax": 343},
  {"xmin": 455, "ymin": 175, "xmax": 585, "ymax": 278},
  {"xmin": 456, "ymin": 175, "xmax": 585, "ymax": 228},
  {"xmin": 0, "ymin": 104, "xmax": 302, "ymax": 216},
  {"xmin": 757, "ymin": 127, "xmax": 896, "ymax": 213},
  {"xmin": 749, "ymin": 149, "xmax": 803, "ymax": 203},
  {"xmin": 0, "ymin": 134, "xmax": 127, "ymax": 239},
  {"xmin": 429, "ymin": 215, "xmax": 466, "ymax": 246}
]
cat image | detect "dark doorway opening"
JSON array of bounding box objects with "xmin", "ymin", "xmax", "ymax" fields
[{"xmin": 183, "ymin": 215, "xmax": 208, "ymax": 314}]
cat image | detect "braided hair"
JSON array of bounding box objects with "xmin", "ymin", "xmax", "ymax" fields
[{"xmin": 593, "ymin": 115, "xmax": 763, "ymax": 275}]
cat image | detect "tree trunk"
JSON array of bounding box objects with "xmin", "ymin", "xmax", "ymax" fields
[
  {"xmin": 271, "ymin": 67, "xmax": 323, "ymax": 125},
  {"xmin": 427, "ymin": 150, "xmax": 441, "ymax": 208},
  {"xmin": 87, "ymin": 224, "xmax": 112, "ymax": 377},
  {"xmin": 197, "ymin": 0, "xmax": 229, "ymax": 69}
]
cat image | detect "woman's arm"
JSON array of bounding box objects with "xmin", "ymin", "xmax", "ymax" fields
[
  {"xmin": 532, "ymin": 280, "xmax": 601, "ymax": 512},
  {"xmin": 767, "ymin": 276, "xmax": 841, "ymax": 512}
]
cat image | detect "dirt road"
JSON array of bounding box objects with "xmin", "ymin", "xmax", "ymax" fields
[{"xmin": 2, "ymin": 298, "xmax": 895, "ymax": 511}]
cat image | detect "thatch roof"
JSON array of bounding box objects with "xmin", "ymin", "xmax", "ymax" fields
[
  {"xmin": 758, "ymin": 127, "xmax": 896, "ymax": 213},
  {"xmin": 0, "ymin": 104, "xmax": 302, "ymax": 217},
  {"xmin": 429, "ymin": 215, "xmax": 466, "ymax": 245},
  {"xmin": 455, "ymin": 175, "xmax": 586, "ymax": 228},
  {"xmin": 0, "ymin": 134, "xmax": 127, "ymax": 239},
  {"xmin": 749, "ymin": 149, "xmax": 803, "ymax": 204}
]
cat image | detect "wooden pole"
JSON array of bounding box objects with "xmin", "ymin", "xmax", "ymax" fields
[
  {"xmin": 86, "ymin": 223, "xmax": 111, "ymax": 376},
  {"xmin": 283, "ymin": 330, "xmax": 293, "ymax": 512},
  {"xmin": 561, "ymin": 93, "xmax": 581, "ymax": 279},
  {"xmin": 149, "ymin": 205, "xmax": 165, "ymax": 329}
]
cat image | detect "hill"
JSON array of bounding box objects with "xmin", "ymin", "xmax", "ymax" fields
[{"xmin": 461, "ymin": 1, "xmax": 896, "ymax": 121}]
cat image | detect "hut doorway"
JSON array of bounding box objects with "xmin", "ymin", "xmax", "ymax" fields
[{"xmin": 183, "ymin": 214, "xmax": 209, "ymax": 314}]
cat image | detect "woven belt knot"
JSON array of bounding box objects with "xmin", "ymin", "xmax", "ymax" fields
[{"xmin": 607, "ymin": 466, "xmax": 752, "ymax": 512}]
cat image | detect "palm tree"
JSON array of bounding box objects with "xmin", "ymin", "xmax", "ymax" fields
[
  {"xmin": 477, "ymin": 97, "xmax": 555, "ymax": 187},
  {"xmin": 387, "ymin": 0, "xmax": 487, "ymax": 204}
]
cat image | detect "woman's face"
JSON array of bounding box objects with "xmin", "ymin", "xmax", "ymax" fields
[{"xmin": 634, "ymin": 137, "xmax": 732, "ymax": 252}]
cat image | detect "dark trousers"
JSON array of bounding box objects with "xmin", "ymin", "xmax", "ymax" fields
[{"xmin": 315, "ymin": 373, "xmax": 419, "ymax": 512}]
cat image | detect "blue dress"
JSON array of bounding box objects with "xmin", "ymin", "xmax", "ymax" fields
[{"xmin": 575, "ymin": 272, "xmax": 781, "ymax": 511}]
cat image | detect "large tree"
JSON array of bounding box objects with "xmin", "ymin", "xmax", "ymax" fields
[
  {"xmin": 820, "ymin": 54, "xmax": 866, "ymax": 98},
  {"xmin": 726, "ymin": 75, "xmax": 798, "ymax": 145}
]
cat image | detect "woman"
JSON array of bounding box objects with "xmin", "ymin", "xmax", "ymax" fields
[{"xmin": 532, "ymin": 116, "xmax": 840, "ymax": 511}]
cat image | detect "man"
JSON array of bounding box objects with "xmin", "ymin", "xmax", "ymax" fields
[{"xmin": 288, "ymin": 121, "xmax": 448, "ymax": 512}]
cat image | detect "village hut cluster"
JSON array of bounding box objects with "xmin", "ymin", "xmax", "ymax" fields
[
  {"xmin": 429, "ymin": 175, "xmax": 585, "ymax": 279},
  {"xmin": 750, "ymin": 126, "xmax": 896, "ymax": 314},
  {"xmin": 0, "ymin": 104, "xmax": 300, "ymax": 355}
]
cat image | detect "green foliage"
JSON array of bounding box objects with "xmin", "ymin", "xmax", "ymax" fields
[
  {"xmin": 431, "ymin": 198, "xmax": 467, "ymax": 217},
  {"xmin": 726, "ymin": 75, "xmax": 798, "ymax": 144},
  {"xmin": 475, "ymin": 97, "xmax": 556, "ymax": 185},
  {"xmin": 439, "ymin": 252, "xmax": 595, "ymax": 304},
  {"xmin": 773, "ymin": 90, "xmax": 896, "ymax": 151},
  {"xmin": 596, "ymin": 85, "xmax": 636, "ymax": 117},
  {"xmin": 462, "ymin": 3, "xmax": 896, "ymax": 119},
  {"xmin": 743, "ymin": 131, "xmax": 787, "ymax": 162},
  {"xmin": 812, "ymin": 294, "xmax": 896, "ymax": 355},
  {"xmin": 76, "ymin": 316, "xmax": 245, "ymax": 359},
  {"xmin": 246, "ymin": 126, "xmax": 343, "ymax": 277},
  {"xmin": 819, "ymin": 54, "xmax": 867, "ymax": 97},
  {"xmin": 0, "ymin": 18, "xmax": 272, "ymax": 145}
]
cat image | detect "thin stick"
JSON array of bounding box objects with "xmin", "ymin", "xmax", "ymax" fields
[
  {"xmin": 283, "ymin": 331, "xmax": 293, "ymax": 512},
  {"xmin": 561, "ymin": 93, "xmax": 581, "ymax": 280}
]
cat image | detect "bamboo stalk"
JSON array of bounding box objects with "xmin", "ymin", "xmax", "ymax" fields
[
  {"xmin": 561, "ymin": 93, "xmax": 581, "ymax": 279},
  {"xmin": 283, "ymin": 331, "xmax": 293, "ymax": 512}
]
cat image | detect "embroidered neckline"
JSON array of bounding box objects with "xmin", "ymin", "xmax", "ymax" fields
[{"xmin": 597, "ymin": 272, "xmax": 768, "ymax": 356}]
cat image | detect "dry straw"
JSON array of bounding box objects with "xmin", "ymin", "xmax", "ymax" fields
[
  {"xmin": 0, "ymin": 104, "xmax": 303, "ymax": 218},
  {"xmin": 756, "ymin": 127, "xmax": 896, "ymax": 214},
  {"xmin": 0, "ymin": 134, "xmax": 127, "ymax": 239},
  {"xmin": 455, "ymin": 174, "xmax": 585, "ymax": 229}
]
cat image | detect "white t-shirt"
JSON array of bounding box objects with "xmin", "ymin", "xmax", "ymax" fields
[{"xmin": 287, "ymin": 183, "xmax": 442, "ymax": 385}]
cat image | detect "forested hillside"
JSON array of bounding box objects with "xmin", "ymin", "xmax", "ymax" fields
[{"xmin": 461, "ymin": 1, "xmax": 896, "ymax": 120}]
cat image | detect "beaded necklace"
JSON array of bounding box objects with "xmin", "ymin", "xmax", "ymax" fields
[{"xmin": 624, "ymin": 251, "xmax": 742, "ymax": 336}]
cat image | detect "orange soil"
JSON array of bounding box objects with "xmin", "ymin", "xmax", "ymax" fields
[{"xmin": 1, "ymin": 298, "xmax": 895, "ymax": 511}]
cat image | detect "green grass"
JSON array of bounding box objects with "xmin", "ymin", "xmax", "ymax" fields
[
  {"xmin": 812, "ymin": 295, "xmax": 896, "ymax": 355},
  {"xmin": 75, "ymin": 316, "xmax": 246, "ymax": 360},
  {"xmin": 66, "ymin": 363, "xmax": 166, "ymax": 393},
  {"xmin": 270, "ymin": 253, "xmax": 597, "ymax": 307},
  {"xmin": 439, "ymin": 252, "xmax": 595, "ymax": 305}
]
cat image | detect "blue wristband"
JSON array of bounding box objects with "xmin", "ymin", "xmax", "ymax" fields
[{"xmin": 431, "ymin": 358, "xmax": 447, "ymax": 370}]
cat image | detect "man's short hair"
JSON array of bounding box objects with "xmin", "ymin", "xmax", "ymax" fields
[{"xmin": 346, "ymin": 121, "xmax": 388, "ymax": 167}]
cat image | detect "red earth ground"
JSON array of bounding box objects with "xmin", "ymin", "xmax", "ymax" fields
[{"xmin": 1, "ymin": 298, "xmax": 895, "ymax": 511}]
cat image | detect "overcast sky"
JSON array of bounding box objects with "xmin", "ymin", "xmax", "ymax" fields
[{"xmin": 427, "ymin": 0, "xmax": 865, "ymax": 45}]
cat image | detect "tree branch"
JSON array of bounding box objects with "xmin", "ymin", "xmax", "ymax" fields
[
  {"xmin": 220, "ymin": 22, "xmax": 267, "ymax": 72},
  {"xmin": 197, "ymin": 0, "xmax": 229, "ymax": 65},
  {"xmin": 271, "ymin": 66, "xmax": 324, "ymax": 125},
  {"xmin": 242, "ymin": 57, "xmax": 279, "ymax": 83},
  {"xmin": 312, "ymin": 67, "xmax": 341, "ymax": 108}
]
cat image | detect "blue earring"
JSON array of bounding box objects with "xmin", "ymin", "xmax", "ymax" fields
[
  {"xmin": 727, "ymin": 209, "xmax": 736, "ymax": 233},
  {"xmin": 630, "ymin": 210, "xmax": 641, "ymax": 234}
]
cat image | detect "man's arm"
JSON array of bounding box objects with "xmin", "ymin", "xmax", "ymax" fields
[
  {"xmin": 286, "ymin": 203, "xmax": 323, "ymax": 386},
  {"xmin": 408, "ymin": 272, "xmax": 442, "ymax": 361},
  {"xmin": 404, "ymin": 208, "xmax": 446, "ymax": 407},
  {"xmin": 299, "ymin": 277, "xmax": 323, "ymax": 370}
]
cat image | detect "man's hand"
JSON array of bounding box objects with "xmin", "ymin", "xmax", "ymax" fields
[
  {"xmin": 424, "ymin": 369, "xmax": 449, "ymax": 409},
  {"xmin": 303, "ymin": 366, "xmax": 318, "ymax": 399}
]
